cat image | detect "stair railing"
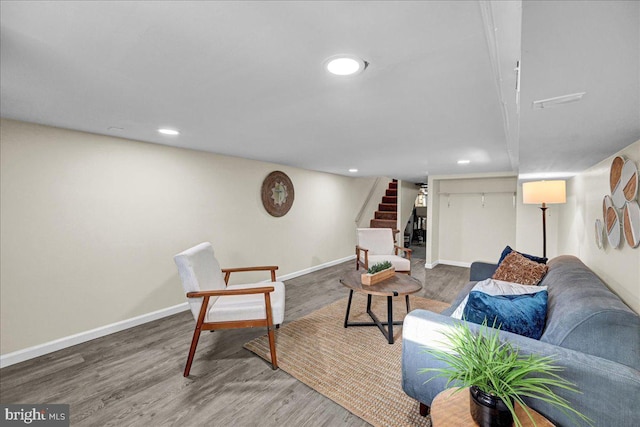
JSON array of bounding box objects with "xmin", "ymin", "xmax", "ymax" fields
[{"xmin": 355, "ymin": 177, "xmax": 381, "ymax": 226}]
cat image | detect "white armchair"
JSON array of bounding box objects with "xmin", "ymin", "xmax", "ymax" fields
[
  {"xmin": 356, "ymin": 228, "xmax": 412, "ymax": 274},
  {"xmin": 174, "ymin": 242, "xmax": 285, "ymax": 377}
]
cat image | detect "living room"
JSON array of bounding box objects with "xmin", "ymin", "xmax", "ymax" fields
[{"xmin": 1, "ymin": 1, "xmax": 639, "ymax": 426}]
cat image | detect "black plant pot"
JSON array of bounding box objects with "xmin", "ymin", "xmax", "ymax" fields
[{"xmin": 469, "ymin": 386, "xmax": 514, "ymax": 427}]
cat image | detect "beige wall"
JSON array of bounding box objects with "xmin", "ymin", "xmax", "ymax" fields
[
  {"xmin": 557, "ymin": 140, "xmax": 640, "ymax": 313},
  {"xmin": 0, "ymin": 119, "xmax": 378, "ymax": 355},
  {"xmin": 427, "ymin": 174, "xmax": 517, "ymax": 267}
]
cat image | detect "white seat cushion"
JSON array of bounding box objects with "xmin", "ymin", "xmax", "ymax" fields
[
  {"xmin": 364, "ymin": 254, "xmax": 410, "ymax": 272},
  {"xmin": 357, "ymin": 228, "xmax": 395, "ymax": 255},
  {"xmin": 207, "ymin": 282, "xmax": 285, "ymax": 324}
]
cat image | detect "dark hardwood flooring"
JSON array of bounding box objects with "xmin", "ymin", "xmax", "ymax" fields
[{"xmin": 0, "ymin": 258, "xmax": 469, "ymax": 426}]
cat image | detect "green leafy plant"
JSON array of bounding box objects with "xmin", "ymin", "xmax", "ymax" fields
[
  {"xmin": 420, "ymin": 320, "xmax": 591, "ymax": 427},
  {"xmin": 367, "ymin": 261, "xmax": 392, "ymax": 274}
]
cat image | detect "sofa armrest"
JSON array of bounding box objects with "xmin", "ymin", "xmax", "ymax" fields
[
  {"xmin": 469, "ymin": 261, "xmax": 498, "ymax": 281},
  {"xmin": 402, "ymin": 309, "xmax": 640, "ymax": 427}
]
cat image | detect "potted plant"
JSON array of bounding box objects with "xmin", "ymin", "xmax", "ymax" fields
[
  {"xmin": 361, "ymin": 261, "xmax": 395, "ymax": 285},
  {"xmin": 420, "ymin": 321, "xmax": 591, "ymax": 427}
]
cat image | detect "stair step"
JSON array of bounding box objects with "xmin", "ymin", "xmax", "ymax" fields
[
  {"xmin": 378, "ymin": 203, "xmax": 397, "ymax": 212},
  {"xmin": 386, "ymin": 189, "xmax": 397, "ymax": 197},
  {"xmin": 375, "ymin": 212, "xmax": 397, "ymax": 220},
  {"xmin": 370, "ymin": 219, "xmax": 397, "ymax": 229},
  {"xmin": 382, "ymin": 196, "xmax": 397, "ymax": 204},
  {"xmin": 389, "ymin": 181, "xmax": 398, "ymax": 189},
  {"xmin": 375, "ymin": 211, "xmax": 397, "ymax": 220}
]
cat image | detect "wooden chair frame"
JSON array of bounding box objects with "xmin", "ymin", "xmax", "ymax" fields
[
  {"xmin": 355, "ymin": 245, "xmax": 412, "ymax": 274},
  {"xmin": 183, "ymin": 266, "xmax": 279, "ymax": 377}
]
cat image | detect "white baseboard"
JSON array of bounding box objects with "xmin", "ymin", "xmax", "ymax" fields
[
  {"xmin": 0, "ymin": 254, "xmax": 357, "ymax": 369},
  {"xmin": 425, "ymin": 260, "xmax": 472, "ymax": 269},
  {"xmin": 438, "ymin": 259, "xmax": 472, "ymax": 268},
  {"xmin": 0, "ymin": 302, "xmax": 189, "ymax": 369},
  {"xmin": 276, "ymin": 254, "xmax": 355, "ymax": 281}
]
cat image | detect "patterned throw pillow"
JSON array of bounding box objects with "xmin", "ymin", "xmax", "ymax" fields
[
  {"xmin": 492, "ymin": 251, "xmax": 548, "ymax": 285},
  {"xmin": 497, "ymin": 245, "xmax": 547, "ymax": 265}
]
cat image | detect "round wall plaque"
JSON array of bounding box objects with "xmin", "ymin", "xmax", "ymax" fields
[{"xmin": 261, "ymin": 171, "xmax": 294, "ymax": 217}]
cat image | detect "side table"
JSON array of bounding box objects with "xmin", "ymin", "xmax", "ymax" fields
[{"xmin": 430, "ymin": 387, "xmax": 554, "ymax": 426}]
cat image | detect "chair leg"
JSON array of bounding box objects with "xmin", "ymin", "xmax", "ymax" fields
[
  {"xmin": 183, "ymin": 327, "xmax": 202, "ymax": 377},
  {"xmin": 267, "ymin": 325, "xmax": 278, "ymax": 370}
]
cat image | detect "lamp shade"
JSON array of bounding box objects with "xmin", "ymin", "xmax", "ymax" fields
[{"xmin": 523, "ymin": 180, "xmax": 566, "ymax": 204}]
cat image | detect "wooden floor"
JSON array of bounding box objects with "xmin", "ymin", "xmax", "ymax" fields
[{"xmin": 0, "ymin": 258, "xmax": 469, "ymax": 427}]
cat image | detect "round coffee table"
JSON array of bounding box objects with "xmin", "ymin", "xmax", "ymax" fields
[
  {"xmin": 431, "ymin": 387, "xmax": 553, "ymax": 426},
  {"xmin": 339, "ymin": 269, "xmax": 422, "ymax": 344}
]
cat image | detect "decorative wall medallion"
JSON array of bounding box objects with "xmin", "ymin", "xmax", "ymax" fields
[
  {"xmin": 261, "ymin": 171, "xmax": 294, "ymax": 217},
  {"xmin": 610, "ymin": 156, "xmax": 638, "ymax": 208},
  {"xmin": 595, "ymin": 219, "xmax": 604, "ymax": 249},
  {"xmin": 603, "ymin": 195, "xmax": 621, "ymax": 248},
  {"xmin": 623, "ymin": 201, "xmax": 640, "ymax": 248},
  {"xmin": 610, "ymin": 156, "xmax": 624, "ymax": 207},
  {"xmin": 621, "ymin": 158, "xmax": 638, "ymax": 203}
]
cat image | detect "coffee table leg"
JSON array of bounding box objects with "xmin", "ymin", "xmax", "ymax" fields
[
  {"xmin": 406, "ymin": 295, "xmax": 411, "ymax": 312},
  {"xmin": 344, "ymin": 289, "xmax": 354, "ymax": 328},
  {"xmin": 366, "ymin": 294, "xmax": 372, "ymax": 312},
  {"xmin": 386, "ymin": 295, "xmax": 394, "ymax": 344}
]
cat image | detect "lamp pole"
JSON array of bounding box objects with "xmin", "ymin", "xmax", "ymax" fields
[{"xmin": 540, "ymin": 203, "xmax": 548, "ymax": 258}]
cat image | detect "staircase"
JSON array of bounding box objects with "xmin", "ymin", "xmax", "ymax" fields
[{"xmin": 370, "ymin": 180, "xmax": 398, "ymax": 234}]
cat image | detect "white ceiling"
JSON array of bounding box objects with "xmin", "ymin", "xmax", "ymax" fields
[{"xmin": 1, "ymin": 1, "xmax": 638, "ymax": 183}]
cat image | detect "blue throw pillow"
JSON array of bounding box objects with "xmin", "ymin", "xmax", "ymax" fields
[
  {"xmin": 498, "ymin": 245, "xmax": 548, "ymax": 265},
  {"xmin": 462, "ymin": 290, "xmax": 548, "ymax": 340}
]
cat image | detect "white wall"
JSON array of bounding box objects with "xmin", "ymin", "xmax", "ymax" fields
[
  {"xmin": 427, "ymin": 174, "xmax": 517, "ymax": 267},
  {"xmin": 557, "ymin": 140, "xmax": 640, "ymax": 313},
  {"xmin": 0, "ymin": 119, "xmax": 378, "ymax": 355}
]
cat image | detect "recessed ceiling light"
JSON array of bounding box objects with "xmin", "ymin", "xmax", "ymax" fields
[
  {"xmin": 326, "ymin": 55, "xmax": 367, "ymax": 76},
  {"xmin": 158, "ymin": 128, "xmax": 180, "ymax": 136},
  {"xmin": 457, "ymin": 160, "xmax": 470, "ymax": 165},
  {"xmin": 348, "ymin": 168, "xmax": 359, "ymax": 173}
]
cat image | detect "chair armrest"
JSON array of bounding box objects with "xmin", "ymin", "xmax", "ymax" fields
[
  {"xmin": 221, "ymin": 266, "xmax": 279, "ymax": 283},
  {"xmin": 469, "ymin": 261, "xmax": 498, "ymax": 281},
  {"xmin": 394, "ymin": 245, "xmax": 412, "ymax": 259},
  {"xmin": 186, "ymin": 286, "xmax": 275, "ymax": 298},
  {"xmin": 355, "ymin": 246, "xmax": 369, "ymax": 270}
]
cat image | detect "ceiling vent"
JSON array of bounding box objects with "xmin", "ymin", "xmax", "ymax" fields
[{"xmin": 532, "ymin": 92, "xmax": 586, "ymax": 109}]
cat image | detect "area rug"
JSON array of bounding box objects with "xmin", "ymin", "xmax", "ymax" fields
[{"xmin": 243, "ymin": 293, "xmax": 450, "ymax": 427}]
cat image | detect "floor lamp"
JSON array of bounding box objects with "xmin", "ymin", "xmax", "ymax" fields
[{"xmin": 522, "ymin": 180, "xmax": 567, "ymax": 258}]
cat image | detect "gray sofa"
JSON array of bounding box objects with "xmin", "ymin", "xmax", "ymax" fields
[{"xmin": 402, "ymin": 255, "xmax": 640, "ymax": 426}]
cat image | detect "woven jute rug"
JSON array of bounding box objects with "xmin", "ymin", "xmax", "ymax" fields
[{"xmin": 244, "ymin": 293, "xmax": 450, "ymax": 427}]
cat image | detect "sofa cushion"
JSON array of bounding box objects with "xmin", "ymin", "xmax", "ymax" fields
[
  {"xmin": 538, "ymin": 256, "xmax": 640, "ymax": 370},
  {"xmin": 498, "ymin": 245, "xmax": 548, "ymax": 264},
  {"xmin": 492, "ymin": 251, "xmax": 548, "ymax": 285},
  {"xmin": 450, "ymin": 278, "xmax": 547, "ymax": 319},
  {"xmin": 463, "ymin": 290, "xmax": 548, "ymax": 339}
]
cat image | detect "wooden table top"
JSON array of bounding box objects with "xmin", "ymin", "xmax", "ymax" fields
[
  {"xmin": 431, "ymin": 387, "xmax": 554, "ymax": 427},
  {"xmin": 339, "ymin": 269, "xmax": 422, "ymax": 297}
]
